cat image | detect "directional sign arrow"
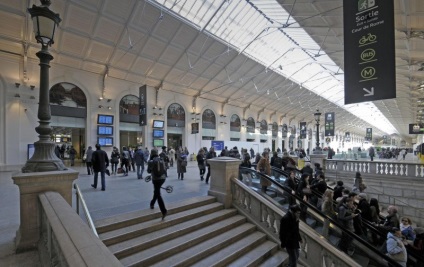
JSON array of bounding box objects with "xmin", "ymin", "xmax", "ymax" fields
[{"xmin": 363, "ymin": 87, "xmax": 374, "ymax": 96}]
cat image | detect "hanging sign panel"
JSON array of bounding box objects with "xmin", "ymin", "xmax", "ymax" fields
[
  {"xmin": 139, "ymin": 85, "xmax": 147, "ymax": 126},
  {"xmin": 365, "ymin": 128, "xmax": 372, "ymax": 141},
  {"xmin": 345, "ymin": 132, "xmax": 351, "ymax": 142},
  {"xmin": 409, "ymin": 123, "xmax": 424, "ymax": 134},
  {"xmin": 343, "ymin": 0, "xmax": 396, "ymax": 104},
  {"xmin": 324, "ymin": 112, "xmax": 335, "ymax": 136}
]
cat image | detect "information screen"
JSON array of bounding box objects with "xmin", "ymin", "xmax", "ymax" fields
[
  {"xmin": 97, "ymin": 126, "xmax": 113, "ymax": 135},
  {"xmin": 153, "ymin": 139, "xmax": 164, "ymax": 147},
  {"xmin": 153, "ymin": 120, "xmax": 164, "ymax": 128},
  {"xmin": 153, "ymin": 129, "xmax": 164, "ymax": 138},
  {"xmin": 98, "ymin": 114, "xmax": 114, "ymax": 125},
  {"xmin": 98, "ymin": 137, "xmax": 113, "ymax": 146}
]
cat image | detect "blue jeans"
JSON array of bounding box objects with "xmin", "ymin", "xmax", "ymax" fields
[
  {"xmin": 93, "ymin": 171, "xmax": 106, "ymax": 190},
  {"xmin": 286, "ymin": 248, "xmax": 299, "ymax": 267},
  {"xmin": 136, "ymin": 164, "xmax": 144, "ymax": 179}
]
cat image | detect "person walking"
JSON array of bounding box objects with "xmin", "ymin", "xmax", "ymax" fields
[
  {"xmin": 134, "ymin": 146, "xmax": 146, "ymax": 179},
  {"xmin": 91, "ymin": 144, "xmax": 109, "ymax": 191},
  {"xmin": 196, "ymin": 149, "xmax": 206, "ymax": 181},
  {"xmin": 176, "ymin": 148, "xmax": 187, "ymax": 180},
  {"xmin": 205, "ymin": 147, "xmax": 216, "ymax": 184},
  {"xmin": 69, "ymin": 146, "xmax": 77, "ymax": 166},
  {"xmin": 279, "ymin": 204, "xmax": 302, "ymax": 267},
  {"xmin": 85, "ymin": 146, "xmax": 94, "ymax": 175},
  {"xmin": 147, "ymin": 149, "xmax": 167, "ymax": 220},
  {"xmin": 121, "ymin": 146, "xmax": 130, "ymax": 176},
  {"xmin": 369, "ymin": 146, "xmax": 375, "ymax": 161},
  {"xmin": 110, "ymin": 147, "xmax": 120, "ymax": 175},
  {"xmin": 168, "ymin": 147, "xmax": 175, "ymax": 167}
]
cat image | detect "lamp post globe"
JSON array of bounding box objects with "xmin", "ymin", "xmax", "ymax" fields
[{"xmin": 22, "ymin": 0, "xmax": 66, "ymax": 172}]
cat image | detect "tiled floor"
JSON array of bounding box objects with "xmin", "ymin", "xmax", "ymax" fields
[{"xmin": 0, "ymin": 160, "xmax": 210, "ymax": 266}]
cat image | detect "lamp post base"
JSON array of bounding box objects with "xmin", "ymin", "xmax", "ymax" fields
[{"xmin": 22, "ymin": 141, "xmax": 67, "ymax": 173}]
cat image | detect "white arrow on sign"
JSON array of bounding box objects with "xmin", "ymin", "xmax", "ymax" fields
[{"xmin": 363, "ymin": 87, "xmax": 374, "ymax": 96}]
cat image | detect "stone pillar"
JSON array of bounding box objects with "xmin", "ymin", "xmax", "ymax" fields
[
  {"xmin": 208, "ymin": 157, "xmax": 240, "ymax": 209},
  {"xmin": 309, "ymin": 153, "xmax": 327, "ymax": 170},
  {"xmin": 12, "ymin": 169, "xmax": 79, "ymax": 252}
]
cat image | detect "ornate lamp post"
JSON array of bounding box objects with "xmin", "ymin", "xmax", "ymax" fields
[
  {"xmin": 314, "ymin": 109, "xmax": 322, "ymax": 151},
  {"xmin": 22, "ymin": 0, "xmax": 66, "ymax": 172}
]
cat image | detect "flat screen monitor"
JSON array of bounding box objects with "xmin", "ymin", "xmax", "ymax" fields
[
  {"xmin": 153, "ymin": 139, "xmax": 164, "ymax": 147},
  {"xmin": 97, "ymin": 137, "xmax": 113, "ymax": 147},
  {"xmin": 97, "ymin": 114, "xmax": 114, "ymax": 125},
  {"xmin": 153, "ymin": 129, "xmax": 164, "ymax": 138},
  {"xmin": 97, "ymin": 125, "xmax": 113, "ymax": 135},
  {"xmin": 153, "ymin": 120, "xmax": 164, "ymax": 128}
]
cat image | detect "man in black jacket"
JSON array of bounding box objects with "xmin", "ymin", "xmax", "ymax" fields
[
  {"xmin": 280, "ymin": 204, "xmax": 302, "ymax": 267},
  {"xmin": 91, "ymin": 144, "xmax": 109, "ymax": 191}
]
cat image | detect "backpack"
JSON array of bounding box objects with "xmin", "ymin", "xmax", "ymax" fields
[
  {"xmin": 122, "ymin": 151, "xmax": 129, "ymax": 160},
  {"xmin": 151, "ymin": 157, "xmax": 166, "ymax": 179},
  {"xmin": 274, "ymin": 157, "xmax": 283, "ymax": 168}
]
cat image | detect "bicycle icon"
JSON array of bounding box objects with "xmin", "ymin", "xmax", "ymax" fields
[{"xmin": 359, "ymin": 33, "xmax": 377, "ymax": 45}]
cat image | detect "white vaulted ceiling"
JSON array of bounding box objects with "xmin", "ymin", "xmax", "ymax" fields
[{"xmin": 0, "ymin": 0, "xmax": 423, "ymax": 142}]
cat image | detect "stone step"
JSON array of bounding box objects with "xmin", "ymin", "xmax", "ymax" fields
[
  {"xmin": 257, "ymin": 250, "xmax": 288, "ymax": 267},
  {"xmin": 100, "ymin": 202, "xmax": 224, "ymax": 246},
  {"xmin": 122, "ymin": 223, "xmax": 258, "ymax": 267},
  {"xmin": 189, "ymin": 231, "xmax": 268, "ymax": 267},
  {"xmin": 95, "ymin": 196, "xmax": 216, "ymax": 233},
  {"xmin": 110, "ymin": 210, "xmax": 242, "ymax": 259},
  {"xmin": 226, "ymin": 240, "xmax": 280, "ymax": 267}
]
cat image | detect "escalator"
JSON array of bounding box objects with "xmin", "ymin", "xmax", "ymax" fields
[{"xmin": 239, "ymin": 166, "xmax": 405, "ymax": 267}]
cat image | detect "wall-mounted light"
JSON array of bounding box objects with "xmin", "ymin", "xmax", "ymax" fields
[
  {"xmin": 220, "ymin": 114, "xmax": 227, "ymax": 118},
  {"xmin": 14, "ymin": 93, "xmax": 20, "ymax": 98},
  {"xmin": 30, "ymin": 85, "xmax": 35, "ymax": 90},
  {"xmin": 98, "ymin": 96, "xmax": 103, "ymax": 101},
  {"xmin": 98, "ymin": 105, "xmax": 103, "ymax": 108},
  {"xmin": 107, "ymin": 99, "xmax": 111, "ymax": 102},
  {"xmin": 107, "ymin": 106, "xmax": 112, "ymax": 110},
  {"xmin": 29, "ymin": 96, "xmax": 36, "ymax": 99},
  {"xmin": 15, "ymin": 83, "xmax": 20, "ymax": 88}
]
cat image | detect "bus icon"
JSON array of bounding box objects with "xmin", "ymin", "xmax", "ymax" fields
[{"xmin": 358, "ymin": 0, "xmax": 375, "ymax": 11}]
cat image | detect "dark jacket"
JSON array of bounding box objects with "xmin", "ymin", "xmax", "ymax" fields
[
  {"xmin": 310, "ymin": 179, "xmax": 327, "ymax": 195},
  {"xmin": 134, "ymin": 149, "xmax": 146, "ymax": 165},
  {"xmin": 300, "ymin": 165, "xmax": 313, "ymax": 176},
  {"xmin": 357, "ymin": 198, "xmax": 372, "ymax": 221},
  {"xmin": 279, "ymin": 210, "xmax": 302, "ymax": 249},
  {"xmin": 92, "ymin": 149, "xmax": 109, "ymax": 172}
]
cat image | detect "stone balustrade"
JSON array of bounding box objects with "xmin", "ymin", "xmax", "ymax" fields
[
  {"xmin": 325, "ymin": 159, "xmax": 424, "ymax": 226},
  {"xmin": 231, "ymin": 179, "xmax": 361, "ymax": 267},
  {"xmin": 38, "ymin": 191, "xmax": 122, "ymax": 266}
]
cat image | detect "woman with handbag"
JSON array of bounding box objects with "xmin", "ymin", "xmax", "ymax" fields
[
  {"xmin": 110, "ymin": 147, "xmax": 120, "ymax": 175},
  {"xmin": 256, "ymin": 151, "xmax": 271, "ymax": 193}
]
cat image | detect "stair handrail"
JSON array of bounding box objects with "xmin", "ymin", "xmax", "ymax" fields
[
  {"xmin": 239, "ymin": 167, "xmax": 403, "ymax": 267},
  {"xmin": 73, "ymin": 183, "xmax": 98, "ymax": 237}
]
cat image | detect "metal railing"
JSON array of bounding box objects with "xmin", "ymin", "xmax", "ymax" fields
[{"xmin": 73, "ymin": 183, "xmax": 98, "ymax": 237}]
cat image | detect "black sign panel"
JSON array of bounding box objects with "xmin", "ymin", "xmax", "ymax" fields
[
  {"xmin": 365, "ymin": 128, "xmax": 372, "ymax": 141},
  {"xmin": 409, "ymin": 124, "xmax": 424, "ymax": 134},
  {"xmin": 324, "ymin": 112, "xmax": 335, "ymax": 136},
  {"xmin": 299, "ymin": 122, "xmax": 307, "ymax": 139},
  {"xmin": 139, "ymin": 85, "xmax": 147, "ymax": 126},
  {"xmin": 343, "ymin": 0, "xmax": 395, "ymax": 104},
  {"xmin": 345, "ymin": 132, "xmax": 351, "ymax": 142}
]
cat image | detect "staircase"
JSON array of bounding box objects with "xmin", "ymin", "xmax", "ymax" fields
[{"xmin": 95, "ymin": 196, "xmax": 288, "ymax": 267}]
